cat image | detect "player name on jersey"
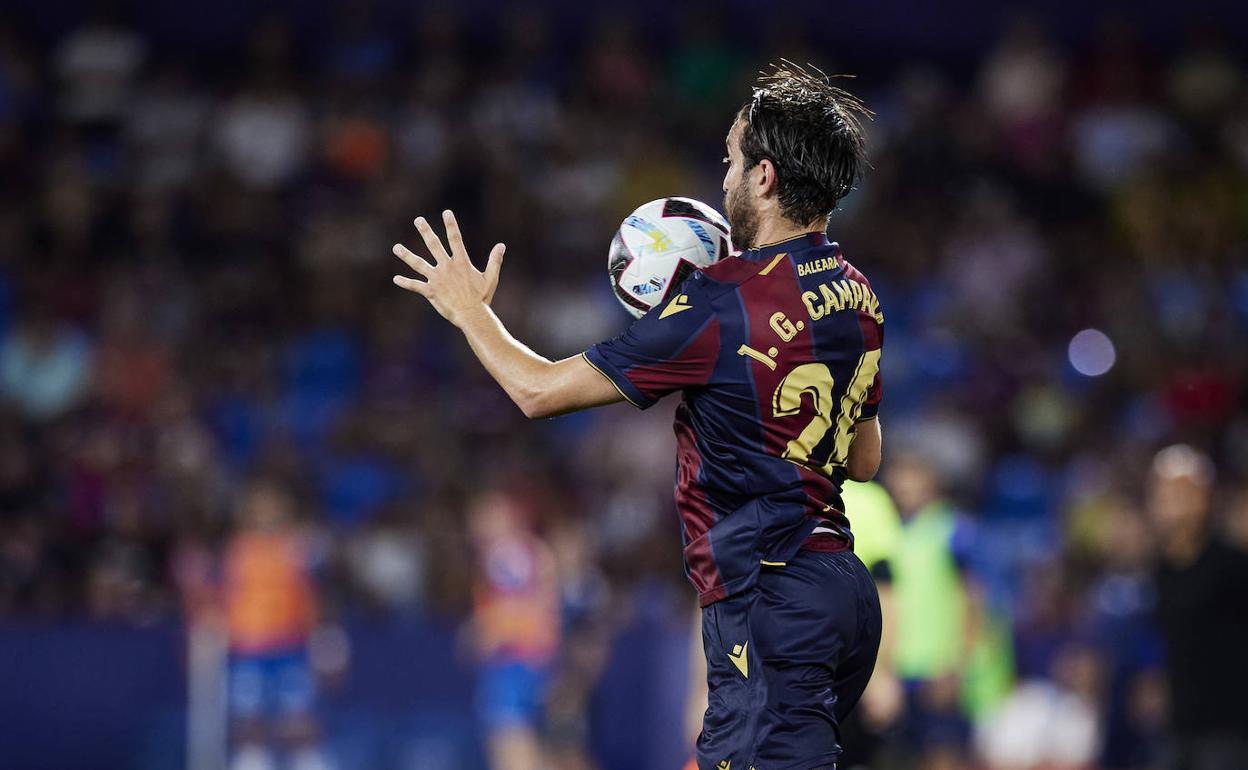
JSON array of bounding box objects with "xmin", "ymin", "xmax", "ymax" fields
[
  {"xmin": 795, "ymin": 255, "xmax": 840, "ymax": 277},
  {"xmin": 799, "ymin": 276, "xmax": 884, "ymax": 324}
]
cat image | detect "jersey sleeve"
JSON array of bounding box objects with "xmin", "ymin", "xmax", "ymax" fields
[{"xmin": 582, "ymin": 273, "xmax": 721, "ymax": 409}]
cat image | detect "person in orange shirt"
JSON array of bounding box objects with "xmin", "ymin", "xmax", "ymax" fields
[
  {"xmin": 223, "ymin": 480, "xmax": 328, "ymax": 770},
  {"xmin": 468, "ymin": 489, "xmax": 561, "ymax": 770}
]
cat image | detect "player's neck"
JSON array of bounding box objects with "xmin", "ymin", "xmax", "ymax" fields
[{"xmin": 750, "ymin": 217, "xmax": 824, "ymax": 249}]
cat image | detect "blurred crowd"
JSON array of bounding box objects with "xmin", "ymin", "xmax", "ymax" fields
[{"xmin": 0, "ymin": 3, "xmax": 1247, "ymax": 769}]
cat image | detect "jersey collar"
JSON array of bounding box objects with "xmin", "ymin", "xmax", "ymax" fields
[{"xmin": 740, "ymin": 231, "xmax": 830, "ymax": 261}]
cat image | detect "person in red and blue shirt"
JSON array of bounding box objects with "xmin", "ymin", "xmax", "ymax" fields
[
  {"xmin": 583, "ymin": 229, "xmax": 881, "ymax": 607},
  {"xmin": 393, "ymin": 63, "xmax": 882, "ymax": 770},
  {"xmin": 466, "ymin": 489, "xmax": 561, "ymax": 770}
]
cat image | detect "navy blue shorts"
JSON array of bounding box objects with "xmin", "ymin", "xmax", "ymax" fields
[
  {"xmin": 476, "ymin": 660, "xmax": 551, "ymax": 730},
  {"xmin": 229, "ymin": 649, "xmax": 315, "ymax": 719},
  {"xmin": 696, "ymin": 548, "xmax": 882, "ymax": 770}
]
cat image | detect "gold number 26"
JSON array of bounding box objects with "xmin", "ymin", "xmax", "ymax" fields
[{"xmin": 770, "ymin": 350, "xmax": 881, "ymax": 472}]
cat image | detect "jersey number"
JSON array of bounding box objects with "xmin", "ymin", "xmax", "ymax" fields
[{"xmin": 770, "ymin": 351, "xmax": 881, "ymax": 472}]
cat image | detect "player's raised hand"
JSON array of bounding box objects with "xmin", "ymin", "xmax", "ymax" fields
[{"xmin": 392, "ymin": 210, "xmax": 506, "ymax": 327}]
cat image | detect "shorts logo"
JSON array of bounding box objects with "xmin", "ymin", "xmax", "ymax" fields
[
  {"xmin": 728, "ymin": 641, "xmax": 749, "ymax": 678},
  {"xmin": 717, "ymin": 761, "xmax": 731, "ymax": 770}
]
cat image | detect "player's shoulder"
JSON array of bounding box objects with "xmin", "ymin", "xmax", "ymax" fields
[
  {"xmin": 692, "ymin": 255, "xmax": 778, "ymax": 298},
  {"xmin": 649, "ymin": 260, "xmax": 753, "ymax": 323},
  {"xmin": 682, "ymin": 244, "xmax": 876, "ymax": 306}
]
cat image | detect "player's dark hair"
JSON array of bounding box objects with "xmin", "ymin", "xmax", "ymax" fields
[{"xmin": 737, "ymin": 61, "xmax": 871, "ymax": 225}]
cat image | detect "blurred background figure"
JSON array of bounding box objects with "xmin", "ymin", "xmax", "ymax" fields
[
  {"xmin": 1148, "ymin": 446, "xmax": 1248, "ymax": 770},
  {"xmin": 0, "ymin": 305, "xmax": 92, "ymax": 422},
  {"xmin": 468, "ymin": 489, "xmax": 560, "ymax": 770},
  {"xmin": 882, "ymin": 450, "xmax": 994, "ymax": 770},
  {"xmin": 544, "ymin": 517, "xmax": 611, "ymax": 770},
  {"xmin": 974, "ymin": 642, "xmax": 1103, "ymax": 770},
  {"xmin": 222, "ymin": 481, "xmax": 330, "ymax": 770},
  {"xmin": 837, "ymin": 480, "xmax": 904, "ymax": 770}
]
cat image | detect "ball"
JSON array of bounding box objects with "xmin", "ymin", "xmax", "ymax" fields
[{"xmin": 608, "ymin": 197, "xmax": 731, "ymax": 319}]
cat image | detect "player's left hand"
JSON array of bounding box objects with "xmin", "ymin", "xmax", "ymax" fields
[{"xmin": 392, "ymin": 210, "xmax": 506, "ymax": 327}]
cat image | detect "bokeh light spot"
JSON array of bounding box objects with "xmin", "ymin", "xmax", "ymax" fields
[{"xmin": 1068, "ymin": 328, "xmax": 1116, "ymax": 376}]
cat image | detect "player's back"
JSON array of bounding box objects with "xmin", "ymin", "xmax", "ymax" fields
[
  {"xmin": 702, "ymin": 231, "xmax": 882, "ymax": 499},
  {"xmin": 585, "ymin": 231, "xmax": 883, "ymax": 605}
]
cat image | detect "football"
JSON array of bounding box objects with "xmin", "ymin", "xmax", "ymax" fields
[{"xmin": 608, "ymin": 197, "xmax": 732, "ymax": 318}]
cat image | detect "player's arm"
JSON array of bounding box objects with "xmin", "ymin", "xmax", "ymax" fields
[
  {"xmin": 845, "ymin": 417, "xmax": 881, "ymax": 482},
  {"xmin": 455, "ymin": 309, "xmax": 623, "ymax": 418},
  {"xmin": 845, "ymin": 330, "xmax": 884, "ymax": 481},
  {"xmin": 392, "ymin": 211, "xmax": 623, "ymax": 419}
]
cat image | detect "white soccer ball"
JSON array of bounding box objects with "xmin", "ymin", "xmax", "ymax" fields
[{"xmin": 608, "ymin": 197, "xmax": 731, "ymax": 318}]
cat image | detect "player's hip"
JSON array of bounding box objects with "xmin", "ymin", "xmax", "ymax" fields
[
  {"xmin": 703, "ymin": 548, "xmax": 878, "ymax": 675},
  {"xmin": 696, "ymin": 549, "xmax": 881, "ymax": 769},
  {"xmin": 682, "ymin": 492, "xmax": 853, "ymax": 606}
]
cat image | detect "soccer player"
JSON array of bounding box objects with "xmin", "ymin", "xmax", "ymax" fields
[
  {"xmin": 467, "ymin": 489, "xmax": 561, "ymax": 770},
  {"xmin": 221, "ymin": 481, "xmax": 328, "ymax": 770},
  {"xmin": 393, "ymin": 64, "xmax": 882, "ymax": 770}
]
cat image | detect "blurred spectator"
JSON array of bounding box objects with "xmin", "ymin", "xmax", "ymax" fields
[
  {"xmin": 124, "ymin": 62, "xmax": 209, "ymax": 192},
  {"xmin": 343, "ymin": 507, "xmax": 426, "ymax": 612},
  {"xmin": 973, "ymin": 643, "xmax": 1103, "ymax": 768},
  {"xmin": 975, "ymin": 643, "xmax": 1104, "ymax": 770},
  {"xmin": 0, "ymin": 309, "xmax": 91, "ymax": 421},
  {"xmin": 214, "ymin": 20, "xmax": 309, "ymax": 191},
  {"xmin": 1070, "ymin": 19, "xmax": 1175, "ymax": 193},
  {"xmin": 1070, "ymin": 493, "xmax": 1164, "ymax": 768},
  {"xmin": 52, "ymin": 7, "xmax": 144, "ymax": 126},
  {"xmin": 884, "ymin": 451, "xmax": 985, "ymax": 768},
  {"xmin": 468, "ymin": 490, "xmax": 560, "ymax": 770},
  {"xmin": 978, "ymin": 13, "xmax": 1067, "ymax": 171},
  {"xmin": 1166, "ymin": 25, "xmax": 1240, "ymax": 124},
  {"xmin": 544, "ymin": 517, "xmax": 611, "ymax": 770},
  {"xmin": 1148, "ymin": 446, "xmax": 1248, "ymax": 770}
]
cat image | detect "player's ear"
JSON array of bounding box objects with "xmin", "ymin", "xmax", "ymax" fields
[{"xmin": 756, "ymin": 159, "xmax": 778, "ymax": 197}]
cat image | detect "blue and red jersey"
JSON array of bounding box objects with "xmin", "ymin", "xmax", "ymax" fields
[
  {"xmin": 583, "ymin": 232, "xmax": 884, "ymax": 605},
  {"xmin": 473, "ymin": 533, "xmax": 560, "ymax": 665}
]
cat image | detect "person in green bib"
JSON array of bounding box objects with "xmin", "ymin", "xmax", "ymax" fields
[{"xmin": 883, "ymin": 449, "xmax": 986, "ymax": 767}]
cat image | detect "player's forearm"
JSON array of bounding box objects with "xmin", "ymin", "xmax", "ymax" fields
[
  {"xmin": 455, "ymin": 304, "xmax": 624, "ymax": 418},
  {"xmin": 457, "ymin": 303, "xmax": 561, "ymax": 418},
  {"xmin": 393, "ymin": 214, "xmax": 624, "ymax": 417}
]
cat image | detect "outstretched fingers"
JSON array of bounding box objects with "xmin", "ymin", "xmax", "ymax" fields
[
  {"xmin": 483, "ymin": 243, "xmax": 506, "ymax": 303},
  {"xmin": 393, "ymin": 243, "xmax": 433, "ymax": 277},
  {"xmin": 442, "ymin": 210, "xmax": 468, "ymax": 262},
  {"xmin": 392, "ymin": 275, "xmax": 429, "ymax": 295},
  {"xmin": 413, "ymin": 216, "xmax": 452, "ymax": 264}
]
